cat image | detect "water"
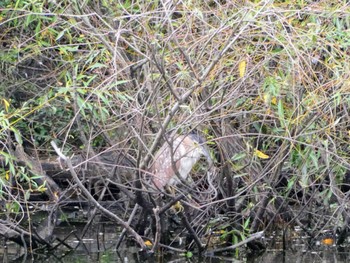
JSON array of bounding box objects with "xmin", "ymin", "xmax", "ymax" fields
[{"xmin": 2, "ymin": 222, "xmax": 350, "ymax": 263}]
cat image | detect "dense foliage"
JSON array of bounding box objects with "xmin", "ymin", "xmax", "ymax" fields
[{"xmin": 1, "ymin": 0, "xmax": 350, "ymax": 255}]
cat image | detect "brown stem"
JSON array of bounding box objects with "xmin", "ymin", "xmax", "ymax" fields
[
  {"xmin": 179, "ymin": 208, "xmax": 204, "ymax": 253},
  {"xmin": 151, "ymin": 207, "xmax": 161, "ymax": 253}
]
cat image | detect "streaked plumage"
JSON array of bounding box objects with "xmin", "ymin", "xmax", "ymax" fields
[{"xmin": 150, "ymin": 134, "xmax": 211, "ymax": 190}]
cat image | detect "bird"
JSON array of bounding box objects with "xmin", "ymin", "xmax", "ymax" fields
[{"xmin": 150, "ymin": 133, "xmax": 212, "ymax": 191}]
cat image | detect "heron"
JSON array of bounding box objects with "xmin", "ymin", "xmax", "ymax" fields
[{"xmin": 150, "ymin": 133, "xmax": 212, "ymax": 191}]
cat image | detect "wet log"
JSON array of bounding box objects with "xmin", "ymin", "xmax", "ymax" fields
[
  {"xmin": 50, "ymin": 141, "xmax": 148, "ymax": 250},
  {"xmin": 0, "ymin": 148, "xmax": 136, "ymax": 199},
  {"xmin": 0, "ymin": 219, "xmax": 51, "ymax": 249},
  {"xmin": 11, "ymin": 144, "xmax": 61, "ymax": 201}
]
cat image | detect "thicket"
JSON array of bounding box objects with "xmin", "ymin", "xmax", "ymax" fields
[{"xmin": 1, "ymin": 0, "xmax": 350, "ymax": 257}]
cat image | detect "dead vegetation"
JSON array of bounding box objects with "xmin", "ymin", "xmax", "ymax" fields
[{"xmin": 1, "ymin": 0, "xmax": 350, "ymax": 257}]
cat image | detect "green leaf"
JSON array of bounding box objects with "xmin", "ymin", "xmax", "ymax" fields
[
  {"xmin": 231, "ymin": 152, "xmax": 246, "ymax": 161},
  {"xmin": 10, "ymin": 127, "xmax": 23, "ymax": 145},
  {"xmin": 89, "ymin": 63, "xmax": 108, "ymax": 70},
  {"xmin": 277, "ymin": 100, "xmax": 285, "ymax": 127},
  {"xmin": 55, "ymin": 29, "xmax": 65, "ymax": 41}
]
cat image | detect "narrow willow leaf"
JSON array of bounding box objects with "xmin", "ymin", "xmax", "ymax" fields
[
  {"xmin": 231, "ymin": 152, "xmax": 246, "ymax": 161},
  {"xmin": 89, "ymin": 63, "xmax": 107, "ymax": 70},
  {"xmin": 144, "ymin": 240, "xmax": 152, "ymax": 246},
  {"xmin": 333, "ymin": 117, "xmax": 341, "ymax": 126},
  {"xmin": 5, "ymin": 170, "xmax": 10, "ymax": 181},
  {"xmin": 55, "ymin": 29, "xmax": 65, "ymax": 41},
  {"xmin": 239, "ymin": 60, "xmax": 246, "ymax": 78},
  {"xmin": 37, "ymin": 184, "xmax": 48, "ymax": 193},
  {"xmin": 287, "ymin": 178, "xmax": 295, "ymax": 191},
  {"xmin": 254, "ymin": 149, "xmax": 269, "ymax": 159},
  {"xmin": 2, "ymin": 99, "xmax": 10, "ymax": 112},
  {"xmin": 277, "ymin": 100, "xmax": 285, "ymax": 127},
  {"xmin": 11, "ymin": 127, "xmax": 23, "ymax": 145}
]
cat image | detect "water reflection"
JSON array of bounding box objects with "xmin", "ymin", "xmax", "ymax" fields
[
  {"xmin": 1, "ymin": 222, "xmax": 350, "ymax": 263},
  {"xmin": 249, "ymin": 250, "xmax": 350, "ymax": 263}
]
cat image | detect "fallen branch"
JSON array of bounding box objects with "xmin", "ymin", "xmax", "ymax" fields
[
  {"xmin": 204, "ymin": 231, "xmax": 264, "ymax": 255},
  {"xmin": 0, "ymin": 219, "xmax": 51, "ymax": 249}
]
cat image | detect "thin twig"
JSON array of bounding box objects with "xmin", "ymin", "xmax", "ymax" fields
[
  {"xmin": 151, "ymin": 206, "xmax": 161, "ymax": 253},
  {"xmin": 179, "ymin": 209, "xmax": 204, "ymax": 253},
  {"xmin": 116, "ymin": 204, "xmax": 139, "ymax": 249}
]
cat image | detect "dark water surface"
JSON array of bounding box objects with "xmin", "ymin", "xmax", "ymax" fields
[{"xmin": 2, "ymin": 222, "xmax": 350, "ymax": 263}]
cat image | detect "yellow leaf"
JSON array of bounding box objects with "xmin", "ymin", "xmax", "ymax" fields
[
  {"xmin": 239, "ymin": 60, "xmax": 246, "ymax": 78},
  {"xmin": 254, "ymin": 149, "xmax": 269, "ymax": 159},
  {"xmin": 144, "ymin": 240, "xmax": 152, "ymax": 246},
  {"xmin": 263, "ymin": 93, "xmax": 270, "ymax": 105},
  {"xmin": 321, "ymin": 238, "xmax": 335, "ymax": 246},
  {"xmin": 54, "ymin": 192, "xmax": 60, "ymax": 200},
  {"xmin": 173, "ymin": 201, "xmax": 184, "ymax": 212},
  {"xmin": 265, "ymin": 108, "xmax": 273, "ymax": 115},
  {"xmin": 37, "ymin": 185, "xmax": 48, "ymax": 193},
  {"xmin": 2, "ymin": 99, "xmax": 10, "ymax": 112},
  {"xmin": 271, "ymin": 97, "xmax": 277, "ymax": 105},
  {"xmin": 5, "ymin": 170, "xmax": 10, "ymax": 181}
]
